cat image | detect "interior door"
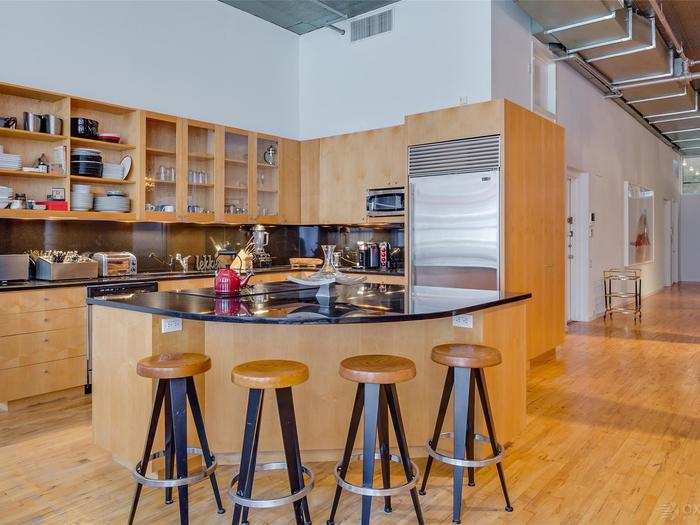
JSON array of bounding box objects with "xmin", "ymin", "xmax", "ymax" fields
[
  {"xmin": 672, "ymin": 200, "xmax": 679, "ymax": 283},
  {"xmin": 566, "ymin": 175, "xmax": 574, "ymax": 322}
]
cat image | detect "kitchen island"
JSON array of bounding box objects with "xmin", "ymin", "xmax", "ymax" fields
[{"xmin": 89, "ymin": 282, "xmax": 530, "ymax": 467}]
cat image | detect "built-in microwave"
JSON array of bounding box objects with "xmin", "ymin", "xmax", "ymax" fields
[{"xmin": 366, "ymin": 187, "xmax": 405, "ymax": 217}]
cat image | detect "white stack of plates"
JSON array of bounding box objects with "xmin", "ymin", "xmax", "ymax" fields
[
  {"xmin": 0, "ymin": 153, "xmax": 22, "ymax": 170},
  {"xmin": 94, "ymin": 195, "xmax": 130, "ymax": 212},
  {"xmin": 102, "ymin": 162, "xmax": 124, "ymax": 180},
  {"xmin": 71, "ymin": 184, "xmax": 93, "ymax": 211}
]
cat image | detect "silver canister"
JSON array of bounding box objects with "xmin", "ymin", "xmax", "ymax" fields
[
  {"xmin": 23, "ymin": 112, "xmax": 42, "ymax": 132},
  {"xmin": 41, "ymin": 114, "xmax": 63, "ymax": 135}
]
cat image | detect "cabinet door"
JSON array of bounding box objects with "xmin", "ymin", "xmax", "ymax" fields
[
  {"xmin": 223, "ymin": 129, "xmax": 253, "ymax": 222},
  {"xmin": 182, "ymin": 121, "xmax": 217, "ymax": 222},
  {"xmin": 143, "ymin": 113, "xmax": 179, "ymax": 221},
  {"xmin": 255, "ymin": 135, "xmax": 280, "ymax": 219}
]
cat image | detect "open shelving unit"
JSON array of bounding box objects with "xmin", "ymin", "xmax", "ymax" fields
[{"xmin": 0, "ymin": 81, "xmax": 293, "ymax": 223}]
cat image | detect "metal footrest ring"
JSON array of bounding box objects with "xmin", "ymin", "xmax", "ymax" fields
[
  {"xmin": 227, "ymin": 461, "xmax": 315, "ymax": 509},
  {"xmin": 333, "ymin": 452, "xmax": 419, "ymax": 497},
  {"xmin": 132, "ymin": 447, "xmax": 217, "ymax": 488},
  {"xmin": 426, "ymin": 431, "xmax": 503, "ymax": 468}
]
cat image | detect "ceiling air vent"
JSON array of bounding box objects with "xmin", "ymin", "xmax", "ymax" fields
[{"xmin": 351, "ymin": 9, "xmax": 393, "ymax": 42}]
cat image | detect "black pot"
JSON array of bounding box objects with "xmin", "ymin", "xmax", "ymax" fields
[
  {"xmin": 71, "ymin": 117, "xmax": 99, "ymax": 139},
  {"xmin": 71, "ymin": 154, "xmax": 102, "ymax": 163}
]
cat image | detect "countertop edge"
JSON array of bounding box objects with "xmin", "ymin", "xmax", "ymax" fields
[
  {"xmin": 88, "ymin": 291, "xmax": 532, "ymax": 325},
  {"xmin": 0, "ymin": 266, "xmax": 405, "ymax": 292}
]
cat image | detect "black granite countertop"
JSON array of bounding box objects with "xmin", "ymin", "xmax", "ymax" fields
[
  {"xmin": 0, "ymin": 265, "xmax": 404, "ymax": 292},
  {"xmin": 87, "ymin": 282, "xmax": 531, "ymax": 325}
]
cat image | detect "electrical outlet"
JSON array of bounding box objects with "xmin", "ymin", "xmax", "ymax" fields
[
  {"xmin": 452, "ymin": 314, "xmax": 473, "ymax": 328},
  {"xmin": 458, "ymin": 95, "xmax": 469, "ymax": 106},
  {"xmin": 161, "ymin": 317, "xmax": 182, "ymax": 333}
]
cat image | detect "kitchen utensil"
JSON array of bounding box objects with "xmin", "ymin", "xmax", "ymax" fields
[
  {"xmin": 91, "ymin": 252, "xmax": 137, "ymax": 276},
  {"xmin": 23, "ymin": 112, "xmax": 42, "ymax": 132},
  {"xmin": 35, "ymin": 257, "xmax": 98, "ymax": 281},
  {"xmin": 0, "ymin": 254, "xmax": 29, "ymax": 281},
  {"xmin": 71, "ymin": 117, "xmax": 99, "ymax": 138},
  {"xmin": 263, "ymin": 145, "xmax": 277, "ymax": 166},
  {"xmin": 40, "ymin": 114, "xmax": 63, "ymax": 135},
  {"xmin": 0, "ymin": 117, "xmax": 17, "ymax": 129},
  {"xmin": 120, "ymin": 155, "xmax": 132, "ymax": 179},
  {"xmin": 214, "ymin": 260, "xmax": 253, "ymax": 296},
  {"xmin": 98, "ymin": 132, "xmax": 120, "ymax": 143}
]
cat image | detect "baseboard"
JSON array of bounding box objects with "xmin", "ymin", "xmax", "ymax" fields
[
  {"xmin": 528, "ymin": 348, "xmax": 557, "ymax": 368},
  {"xmin": 0, "ymin": 385, "xmax": 86, "ymax": 412}
]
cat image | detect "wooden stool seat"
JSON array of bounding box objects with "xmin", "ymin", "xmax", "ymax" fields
[
  {"xmin": 231, "ymin": 359, "xmax": 309, "ymax": 389},
  {"xmin": 431, "ymin": 343, "xmax": 502, "ymax": 369},
  {"xmin": 137, "ymin": 352, "xmax": 211, "ymax": 379},
  {"xmin": 339, "ymin": 355, "xmax": 416, "ymax": 384}
]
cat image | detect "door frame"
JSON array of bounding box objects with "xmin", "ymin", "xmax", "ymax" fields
[
  {"xmin": 672, "ymin": 199, "xmax": 679, "ymax": 284},
  {"xmin": 566, "ymin": 169, "xmax": 591, "ymax": 322},
  {"xmin": 663, "ymin": 199, "xmax": 672, "ymax": 287}
]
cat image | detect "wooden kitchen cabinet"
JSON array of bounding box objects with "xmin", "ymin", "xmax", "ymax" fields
[
  {"xmin": 0, "ymin": 286, "xmax": 86, "ymax": 404},
  {"xmin": 405, "ymin": 100, "xmax": 566, "ymax": 360},
  {"xmin": 301, "ymin": 125, "xmax": 406, "ymax": 224}
]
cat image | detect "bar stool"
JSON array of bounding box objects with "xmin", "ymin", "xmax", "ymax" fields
[
  {"xmin": 419, "ymin": 343, "xmax": 513, "ymax": 523},
  {"xmin": 228, "ymin": 359, "xmax": 314, "ymax": 525},
  {"xmin": 328, "ymin": 354, "xmax": 424, "ymax": 525},
  {"xmin": 128, "ymin": 352, "xmax": 225, "ymax": 525}
]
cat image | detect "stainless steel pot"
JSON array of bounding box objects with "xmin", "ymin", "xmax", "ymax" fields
[
  {"xmin": 23, "ymin": 112, "xmax": 42, "ymax": 132},
  {"xmin": 41, "ymin": 114, "xmax": 63, "ymax": 135}
]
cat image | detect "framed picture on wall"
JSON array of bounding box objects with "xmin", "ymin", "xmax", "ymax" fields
[{"xmin": 624, "ymin": 181, "xmax": 654, "ymax": 265}]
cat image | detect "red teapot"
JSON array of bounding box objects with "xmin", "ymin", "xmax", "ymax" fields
[{"xmin": 214, "ymin": 255, "xmax": 253, "ymax": 296}]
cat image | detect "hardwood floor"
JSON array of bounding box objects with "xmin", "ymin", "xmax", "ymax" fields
[{"xmin": 1, "ymin": 285, "xmax": 698, "ymax": 524}]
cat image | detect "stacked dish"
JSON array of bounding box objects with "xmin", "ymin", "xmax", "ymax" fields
[
  {"xmin": 0, "ymin": 185, "xmax": 13, "ymax": 209},
  {"xmin": 71, "ymin": 147, "xmax": 103, "ymax": 177},
  {"xmin": 0, "ymin": 153, "xmax": 22, "ymax": 170},
  {"xmin": 71, "ymin": 184, "xmax": 93, "ymax": 211},
  {"xmin": 94, "ymin": 192, "xmax": 130, "ymax": 212},
  {"xmin": 102, "ymin": 162, "xmax": 124, "ymax": 180}
]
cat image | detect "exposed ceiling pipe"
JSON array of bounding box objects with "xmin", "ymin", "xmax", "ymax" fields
[
  {"xmin": 309, "ymin": 0, "xmax": 347, "ymax": 35},
  {"xmin": 613, "ymin": 72, "xmax": 700, "ymax": 90},
  {"xmin": 325, "ymin": 24, "xmax": 345, "ymax": 35},
  {"xmin": 646, "ymin": 0, "xmax": 688, "ymax": 64}
]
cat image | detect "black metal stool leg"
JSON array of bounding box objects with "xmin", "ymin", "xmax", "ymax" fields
[
  {"xmin": 361, "ymin": 383, "xmax": 380, "ymax": 525},
  {"xmin": 475, "ymin": 369, "xmax": 513, "ymax": 512},
  {"xmin": 170, "ymin": 377, "xmax": 190, "ymax": 525},
  {"xmin": 420, "ymin": 367, "xmax": 454, "ymax": 495},
  {"xmin": 384, "ymin": 384, "xmax": 424, "ymax": 525},
  {"xmin": 277, "ymin": 387, "xmax": 311, "ymax": 525},
  {"xmin": 466, "ymin": 372, "xmax": 476, "ymax": 487},
  {"xmin": 240, "ymin": 396, "xmax": 262, "ymax": 525},
  {"xmin": 232, "ymin": 389, "xmax": 264, "ymax": 525},
  {"xmin": 186, "ymin": 377, "xmax": 225, "ymax": 515},
  {"xmin": 164, "ymin": 381, "xmax": 175, "ymax": 505},
  {"xmin": 328, "ymin": 384, "xmax": 364, "ymax": 525},
  {"xmin": 451, "ymin": 367, "xmax": 472, "ymax": 524},
  {"xmin": 378, "ymin": 386, "xmax": 392, "ymax": 513},
  {"xmin": 128, "ymin": 379, "xmax": 167, "ymax": 525}
]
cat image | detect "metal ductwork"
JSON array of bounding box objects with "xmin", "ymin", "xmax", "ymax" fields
[{"xmin": 516, "ymin": 0, "xmax": 699, "ymax": 154}]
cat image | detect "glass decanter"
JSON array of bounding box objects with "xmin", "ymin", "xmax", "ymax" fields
[{"xmin": 314, "ymin": 244, "xmax": 342, "ymax": 279}]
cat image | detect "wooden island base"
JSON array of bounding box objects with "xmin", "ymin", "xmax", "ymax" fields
[{"xmin": 91, "ymin": 301, "xmax": 527, "ymax": 468}]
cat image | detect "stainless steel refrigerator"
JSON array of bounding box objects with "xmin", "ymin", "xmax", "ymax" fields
[{"xmin": 409, "ymin": 135, "xmax": 501, "ymax": 290}]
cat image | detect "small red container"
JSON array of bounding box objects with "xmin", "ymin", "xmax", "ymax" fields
[
  {"xmin": 214, "ymin": 267, "xmax": 252, "ymax": 296},
  {"xmin": 37, "ymin": 200, "xmax": 69, "ymax": 211}
]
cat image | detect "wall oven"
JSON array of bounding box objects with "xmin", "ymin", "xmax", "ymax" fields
[{"xmin": 366, "ymin": 187, "xmax": 405, "ymax": 217}]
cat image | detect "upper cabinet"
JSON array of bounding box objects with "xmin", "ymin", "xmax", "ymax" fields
[
  {"xmin": 256, "ymin": 135, "xmax": 280, "ymax": 218},
  {"xmin": 223, "ymin": 128, "xmax": 252, "ymax": 222},
  {"xmin": 182, "ymin": 120, "xmax": 217, "ymax": 222},
  {"xmin": 143, "ymin": 112, "xmax": 178, "ymax": 221},
  {"xmin": 301, "ymin": 125, "xmax": 406, "ymax": 225}
]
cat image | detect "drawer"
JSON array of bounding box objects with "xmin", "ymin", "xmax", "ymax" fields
[
  {"xmin": 0, "ymin": 326, "xmax": 86, "ymax": 370},
  {"xmin": 0, "ymin": 356, "xmax": 86, "ymax": 402},
  {"xmin": 0, "ymin": 287, "xmax": 85, "ymax": 314},
  {"xmin": 0, "ymin": 307, "xmax": 86, "ymax": 337}
]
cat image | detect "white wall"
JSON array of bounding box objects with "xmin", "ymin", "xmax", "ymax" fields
[
  {"xmin": 557, "ymin": 64, "xmax": 680, "ymax": 317},
  {"xmin": 0, "ymin": 0, "xmax": 299, "ymax": 138},
  {"xmin": 298, "ymin": 0, "xmax": 492, "ymax": 139},
  {"xmin": 680, "ymin": 194, "xmax": 700, "ymax": 281},
  {"xmin": 491, "ymin": 0, "xmax": 532, "ymax": 109}
]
